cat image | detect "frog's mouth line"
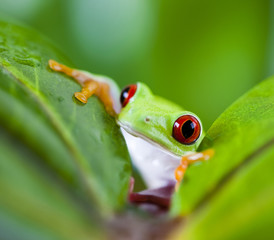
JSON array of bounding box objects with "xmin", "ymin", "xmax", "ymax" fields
[{"xmin": 117, "ymin": 120, "xmax": 191, "ymax": 158}]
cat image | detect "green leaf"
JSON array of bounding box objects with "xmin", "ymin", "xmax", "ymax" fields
[
  {"xmin": 0, "ymin": 18, "xmax": 131, "ymax": 220},
  {"xmin": 171, "ymin": 77, "xmax": 274, "ymax": 239},
  {"xmin": 0, "ymin": 128, "xmax": 102, "ymax": 240}
]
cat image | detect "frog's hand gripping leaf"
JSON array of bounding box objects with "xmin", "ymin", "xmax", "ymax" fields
[
  {"xmin": 174, "ymin": 149, "xmax": 214, "ymax": 189},
  {"xmin": 48, "ymin": 60, "xmax": 120, "ymax": 116}
]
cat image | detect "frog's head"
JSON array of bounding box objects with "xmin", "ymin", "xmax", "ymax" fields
[{"xmin": 117, "ymin": 83, "xmax": 204, "ymax": 156}]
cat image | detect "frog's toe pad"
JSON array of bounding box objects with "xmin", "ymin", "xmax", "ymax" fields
[
  {"xmin": 74, "ymin": 92, "xmax": 88, "ymax": 103},
  {"xmin": 49, "ymin": 59, "xmax": 62, "ymax": 71}
]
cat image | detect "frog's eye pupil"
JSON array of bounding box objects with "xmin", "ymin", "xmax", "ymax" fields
[
  {"xmin": 120, "ymin": 84, "xmax": 137, "ymax": 107},
  {"xmin": 173, "ymin": 115, "xmax": 201, "ymax": 145},
  {"xmin": 120, "ymin": 86, "xmax": 130, "ymax": 104},
  {"xmin": 181, "ymin": 120, "xmax": 195, "ymax": 139}
]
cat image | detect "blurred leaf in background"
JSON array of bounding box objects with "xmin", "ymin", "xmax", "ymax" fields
[{"xmin": 0, "ymin": 0, "xmax": 271, "ymax": 129}]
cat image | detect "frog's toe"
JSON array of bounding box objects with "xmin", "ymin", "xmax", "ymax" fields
[
  {"xmin": 48, "ymin": 59, "xmax": 61, "ymax": 71},
  {"xmin": 74, "ymin": 92, "xmax": 88, "ymax": 103}
]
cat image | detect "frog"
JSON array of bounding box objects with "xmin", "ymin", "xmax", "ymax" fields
[{"xmin": 48, "ymin": 60, "xmax": 214, "ymax": 208}]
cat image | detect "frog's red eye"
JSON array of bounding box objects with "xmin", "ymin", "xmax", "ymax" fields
[
  {"xmin": 172, "ymin": 115, "xmax": 201, "ymax": 145},
  {"xmin": 120, "ymin": 84, "xmax": 137, "ymax": 107}
]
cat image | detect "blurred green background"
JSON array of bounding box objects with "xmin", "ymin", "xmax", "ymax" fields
[{"xmin": 0, "ymin": 0, "xmax": 272, "ymax": 129}]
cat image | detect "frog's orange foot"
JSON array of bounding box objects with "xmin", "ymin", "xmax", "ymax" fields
[
  {"xmin": 175, "ymin": 148, "xmax": 215, "ymax": 190},
  {"xmin": 48, "ymin": 59, "xmax": 116, "ymax": 115},
  {"xmin": 74, "ymin": 92, "xmax": 88, "ymax": 103},
  {"xmin": 49, "ymin": 59, "xmax": 62, "ymax": 71},
  {"xmin": 175, "ymin": 161, "xmax": 188, "ymax": 190}
]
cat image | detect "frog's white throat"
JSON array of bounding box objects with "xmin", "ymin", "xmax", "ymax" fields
[{"xmin": 117, "ymin": 121, "xmax": 184, "ymax": 189}]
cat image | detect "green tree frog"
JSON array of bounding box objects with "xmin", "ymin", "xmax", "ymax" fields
[{"xmin": 48, "ymin": 60, "xmax": 214, "ymax": 206}]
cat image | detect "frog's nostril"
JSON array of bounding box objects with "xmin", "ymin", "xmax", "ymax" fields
[{"xmin": 145, "ymin": 117, "xmax": 150, "ymax": 122}]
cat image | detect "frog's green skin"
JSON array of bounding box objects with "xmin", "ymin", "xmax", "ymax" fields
[
  {"xmin": 78, "ymin": 70, "xmax": 204, "ymax": 188},
  {"xmin": 117, "ymin": 82, "xmax": 204, "ymax": 157}
]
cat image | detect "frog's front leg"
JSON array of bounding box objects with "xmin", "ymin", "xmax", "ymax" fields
[
  {"xmin": 175, "ymin": 149, "xmax": 214, "ymax": 189},
  {"xmin": 48, "ymin": 60, "xmax": 116, "ymax": 116}
]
